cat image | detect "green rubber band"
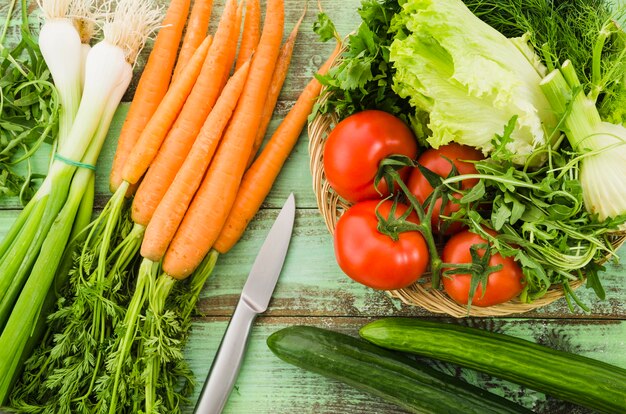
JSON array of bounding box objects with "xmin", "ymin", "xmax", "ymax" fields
[{"xmin": 54, "ymin": 153, "xmax": 97, "ymax": 171}]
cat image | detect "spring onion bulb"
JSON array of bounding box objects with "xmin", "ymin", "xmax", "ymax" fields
[
  {"xmin": 38, "ymin": 0, "xmax": 90, "ymax": 145},
  {"xmin": 540, "ymin": 60, "xmax": 626, "ymax": 224},
  {"xmin": 75, "ymin": 1, "xmax": 96, "ymax": 90}
]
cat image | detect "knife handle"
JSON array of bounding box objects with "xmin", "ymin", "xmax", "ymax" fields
[{"xmin": 194, "ymin": 300, "xmax": 257, "ymax": 414}]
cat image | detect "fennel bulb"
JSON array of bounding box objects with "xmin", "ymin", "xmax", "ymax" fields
[
  {"xmin": 541, "ymin": 63, "xmax": 626, "ymax": 224},
  {"xmin": 579, "ymin": 122, "xmax": 626, "ymax": 221},
  {"xmin": 389, "ymin": 0, "xmax": 557, "ymax": 165}
]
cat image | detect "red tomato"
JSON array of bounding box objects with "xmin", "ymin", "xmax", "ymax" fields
[
  {"xmin": 334, "ymin": 200, "xmax": 429, "ymax": 290},
  {"xmin": 442, "ymin": 230, "xmax": 525, "ymax": 307},
  {"xmin": 407, "ymin": 143, "xmax": 483, "ymax": 234},
  {"xmin": 324, "ymin": 110, "xmax": 418, "ymax": 203}
]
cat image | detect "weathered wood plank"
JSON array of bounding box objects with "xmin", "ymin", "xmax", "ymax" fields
[
  {"xmin": 183, "ymin": 316, "xmax": 626, "ymax": 414},
  {"xmin": 0, "ymin": 208, "xmax": 624, "ymax": 319}
]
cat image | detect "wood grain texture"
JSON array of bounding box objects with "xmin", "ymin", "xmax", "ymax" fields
[
  {"xmin": 185, "ymin": 317, "xmax": 626, "ymax": 414},
  {"xmin": 2, "ymin": 0, "xmax": 626, "ymax": 412}
]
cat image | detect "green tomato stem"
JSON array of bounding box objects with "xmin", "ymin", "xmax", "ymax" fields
[{"xmin": 385, "ymin": 167, "xmax": 443, "ymax": 289}]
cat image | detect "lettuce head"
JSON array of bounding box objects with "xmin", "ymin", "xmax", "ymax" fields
[{"xmin": 390, "ymin": 0, "xmax": 557, "ymax": 164}]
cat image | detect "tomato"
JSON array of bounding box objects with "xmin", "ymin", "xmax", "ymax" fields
[
  {"xmin": 324, "ymin": 110, "xmax": 418, "ymax": 203},
  {"xmin": 407, "ymin": 143, "xmax": 483, "ymax": 234},
  {"xmin": 442, "ymin": 230, "xmax": 525, "ymax": 307},
  {"xmin": 334, "ymin": 200, "xmax": 429, "ymax": 290}
]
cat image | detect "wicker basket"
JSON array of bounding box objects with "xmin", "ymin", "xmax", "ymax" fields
[{"xmin": 307, "ymin": 71, "xmax": 625, "ymax": 317}]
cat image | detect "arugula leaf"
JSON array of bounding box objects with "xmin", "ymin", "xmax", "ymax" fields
[{"xmin": 0, "ymin": 2, "xmax": 58, "ymax": 204}]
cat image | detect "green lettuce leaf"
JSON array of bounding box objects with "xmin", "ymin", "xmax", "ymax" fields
[{"xmin": 390, "ymin": 0, "xmax": 557, "ymax": 164}]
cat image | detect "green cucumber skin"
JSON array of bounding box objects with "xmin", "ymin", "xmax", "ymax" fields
[
  {"xmin": 360, "ymin": 318, "xmax": 626, "ymax": 414},
  {"xmin": 267, "ymin": 326, "xmax": 532, "ymax": 414}
]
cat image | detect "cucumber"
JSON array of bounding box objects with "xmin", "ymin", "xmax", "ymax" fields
[
  {"xmin": 267, "ymin": 325, "xmax": 532, "ymax": 414},
  {"xmin": 360, "ymin": 318, "xmax": 626, "ymax": 414}
]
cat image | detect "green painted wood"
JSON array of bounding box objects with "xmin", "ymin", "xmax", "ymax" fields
[{"xmin": 184, "ymin": 317, "xmax": 626, "ymax": 414}]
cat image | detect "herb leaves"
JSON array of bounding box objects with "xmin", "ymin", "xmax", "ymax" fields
[{"xmin": 313, "ymin": 0, "xmax": 428, "ymax": 141}]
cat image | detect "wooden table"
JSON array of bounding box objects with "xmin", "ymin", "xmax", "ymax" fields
[{"xmin": 2, "ymin": 1, "xmax": 625, "ymax": 413}]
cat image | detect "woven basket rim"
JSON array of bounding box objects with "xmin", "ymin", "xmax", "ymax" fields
[{"xmin": 306, "ymin": 53, "xmax": 626, "ymax": 317}]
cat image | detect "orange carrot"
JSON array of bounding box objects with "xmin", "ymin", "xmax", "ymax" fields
[
  {"xmin": 214, "ymin": 44, "xmax": 341, "ymax": 253},
  {"xmin": 130, "ymin": 0, "xmax": 241, "ymax": 226},
  {"xmin": 246, "ymin": 8, "xmax": 305, "ymax": 167},
  {"xmin": 109, "ymin": 0, "xmax": 190, "ymax": 193},
  {"xmin": 163, "ymin": 0, "xmax": 285, "ymax": 279},
  {"xmin": 117, "ymin": 34, "xmax": 211, "ymax": 189},
  {"xmin": 235, "ymin": 0, "xmax": 260, "ymax": 71},
  {"xmin": 123, "ymin": 0, "xmax": 238, "ymax": 189},
  {"xmin": 141, "ymin": 61, "xmax": 251, "ymax": 262},
  {"xmin": 172, "ymin": 0, "xmax": 214, "ymax": 81},
  {"xmin": 218, "ymin": 0, "xmax": 244, "ymax": 87}
]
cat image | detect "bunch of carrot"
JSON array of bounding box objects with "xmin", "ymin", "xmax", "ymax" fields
[{"xmin": 9, "ymin": 0, "xmax": 340, "ymax": 411}]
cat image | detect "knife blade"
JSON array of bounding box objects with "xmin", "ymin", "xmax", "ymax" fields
[{"xmin": 194, "ymin": 193, "xmax": 296, "ymax": 414}]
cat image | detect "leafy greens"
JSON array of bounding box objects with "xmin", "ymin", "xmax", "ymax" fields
[
  {"xmin": 389, "ymin": 0, "xmax": 558, "ymax": 165},
  {"xmin": 1, "ymin": 0, "xmax": 58, "ymax": 203}
]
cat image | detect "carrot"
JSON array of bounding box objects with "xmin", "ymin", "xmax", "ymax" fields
[
  {"xmin": 121, "ymin": 34, "xmax": 212, "ymax": 190},
  {"xmin": 141, "ymin": 60, "xmax": 251, "ymax": 262},
  {"xmin": 109, "ymin": 0, "xmax": 190, "ymax": 193},
  {"xmin": 123, "ymin": 0, "xmax": 236, "ymax": 192},
  {"xmin": 214, "ymin": 44, "xmax": 341, "ymax": 253},
  {"xmin": 235, "ymin": 0, "xmax": 260, "ymax": 71},
  {"xmin": 218, "ymin": 0, "xmax": 245, "ymax": 87},
  {"xmin": 172, "ymin": 0, "xmax": 214, "ymax": 81},
  {"xmin": 246, "ymin": 7, "xmax": 305, "ymax": 167},
  {"xmin": 162, "ymin": 0, "xmax": 285, "ymax": 279}
]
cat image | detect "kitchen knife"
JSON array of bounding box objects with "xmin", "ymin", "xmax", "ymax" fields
[{"xmin": 194, "ymin": 193, "xmax": 296, "ymax": 414}]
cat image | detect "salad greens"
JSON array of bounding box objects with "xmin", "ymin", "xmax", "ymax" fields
[
  {"xmin": 389, "ymin": 0, "xmax": 557, "ymax": 165},
  {"xmin": 313, "ymin": 0, "xmax": 428, "ymax": 142}
]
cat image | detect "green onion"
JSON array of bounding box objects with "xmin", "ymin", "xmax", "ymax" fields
[{"xmin": 0, "ymin": 0, "xmax": 161, "ymax": 402}]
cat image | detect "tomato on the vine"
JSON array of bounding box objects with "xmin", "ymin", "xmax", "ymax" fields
[
  {"xmin": 407, "ymin": 143, "xmax": 483, "ymax": 235},
  {"xmin": 442, "ymin": 229, "xmax": 525, "ymax": 307},
  {"xmin": 333, "ymin": 200, "xmax": 429, "ymax": 290},
  {"xmin": 324, "ymin": 110, "xmax": 418, "ymax": 203}
]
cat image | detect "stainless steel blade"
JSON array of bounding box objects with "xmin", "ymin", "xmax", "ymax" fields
[
  {"xmin": 240, "ymin": 192, "xmax": 295, "ymax": 312},
  {"xmin": 193, "ymin": 193, "xmax": 296, "ymax": 414}
]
